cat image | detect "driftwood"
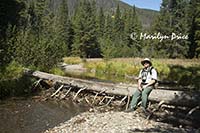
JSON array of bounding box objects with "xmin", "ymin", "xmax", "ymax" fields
[
  {"xmin": 51, "ymin": 85, "xmax": 64, "ymax": 97},
  {"xmin": 24, "ymin": 69, "xmax": 200, "ymax": 107}
]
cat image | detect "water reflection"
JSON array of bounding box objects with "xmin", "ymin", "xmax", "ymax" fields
[{"xmin": 0, "ymin": 99, "xmax": 88, "ymax": 133}]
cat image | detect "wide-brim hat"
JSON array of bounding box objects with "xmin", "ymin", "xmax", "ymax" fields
[{"xmin": 141, "ymin": 58, "xmax": 152, "ymax": 66}]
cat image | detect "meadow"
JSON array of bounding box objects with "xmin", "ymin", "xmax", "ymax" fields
[{"xmin": 63, "ymin": 57, "xmax": 200, "ymax": 89}]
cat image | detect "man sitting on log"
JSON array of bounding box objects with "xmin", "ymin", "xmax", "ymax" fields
[{"xmin": 126, "ymin": 58, "xmax": 158, "ymax": 112}]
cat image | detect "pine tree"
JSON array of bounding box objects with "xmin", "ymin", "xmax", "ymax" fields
[
  {"xmin": 56, "ymin": 0, "xmax": 74, "ymax": 56},
  {"xmin": 195, "ymin": 10, "xmax": 200, "ymax": 57},
  {"xmin": 104, "ymin": 14, "xmax": 114, "ymax": 39},
  {"xmin": 13, "ymin": 0, "xmax": 65, "ymax": 70},
  {"xmin": 153, "ymin": 0, "xmax": 189, "ymax": 58},
  {"xmin": 72, "ymin": 0, "xmax": 100, "ymax": 58},
  {"xmin": 188, "ymin": 0, "xmax": 200, "ymax": 58},
  {"xmin": 96, "ymin": 7, "xmax": 105, "ymax": 38},
  {"xmin": 0, "ymin": 0, "xmax": 25, "ymax": 66},
  {"xmin": 99, "ymin": 37, "xmax": 116, "ymax": 59},
  {"xmin": 98, "ymin": 14, "xmax": 115, "ymax": 59},
  {"xmin": 113, "ymin": 4, "xmax": 124, "ymax": 39},
  {"xmin": 111, "ymin": 4, "xmax": 126, "ymax": 57},
  {"xmin": 124, "ymin": 6, "xmax": 142, "ymax": 57}
]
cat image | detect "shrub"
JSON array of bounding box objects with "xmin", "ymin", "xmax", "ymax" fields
[
  {"xmin": 0, "ymin": 61, "xmax": 34, "ymax": 99},
  {"xmin": 1, "ymin": 61, "xmax": 23, "ymax": 80}
]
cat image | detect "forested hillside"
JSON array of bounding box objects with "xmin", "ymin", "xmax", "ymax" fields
[
  {"xmin": 0, "ymin": 0, "xmax": 200, "ymax": 71},
  {"xmin": 48, "ymin": 0, "xmax": 158, "ymax": 29}
]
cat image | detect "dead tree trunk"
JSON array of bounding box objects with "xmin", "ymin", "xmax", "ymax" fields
[{"xmin": 24, "ymin": 69, "xmax": 199, "ymax": 107}]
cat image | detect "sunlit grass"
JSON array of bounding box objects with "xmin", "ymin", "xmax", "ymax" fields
[
  {"xmin": 63, "ymin": 57, "xmax": 82, "ymax": 64},
  {"xmin": 61, "ymin": 57, "xmax": 200, "ymax": 87},
  {"xmin": 49, "ymin": 67, "xmax": 65, "ymax": 76}
]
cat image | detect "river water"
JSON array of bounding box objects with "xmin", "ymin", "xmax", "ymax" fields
[{"xmin": 0, "ymin": 98, "xmax": 88, "ymax": 133}]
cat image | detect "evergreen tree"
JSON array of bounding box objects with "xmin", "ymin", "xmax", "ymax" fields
[
  {"xmin": 96, "ymin": 7, "xmax": 105, "ymax": 38},
  {"xmin": 56, "ymin": 0, "xmax": 74, "ymax": 56},
  {"xmin": 153, "ymin": 0, "xmax": 189, "ymax": 58},
  {"xmin": 111, "ymin": 4, "xmax": 126, "ymax": 57},
  {"xmin": 98, "ymin": 14, "xmax": 115, "ymax": 59},
  {"xmin": 0, "ymin": 0, "xmax": 25, "ymax": 66},
  {"xmin": 99, "ymin": 5, "xmax": 142, "ymax": 58},
  {"xmin": 113, "ymin": 4, "xmax": 124, "ymax": 39},
  {"xmin": 124, "ymin": 6, "xmax": 142, "ymax": 57},
  {"xmin": 188, "ymin": 0, "xmax": 200, "ymax": 58},
  {"xmin": 104, "ymin": 14, "xmax": 114, "ymax": 39},
  {"xmin": 99, "ymin": 37, "xmax": 116, "ymax": 59},
  {"xmin": 13, "ymin": 0, "xmax": 64, "ymax": 70},
  {"xmin": 72, "ymin": 0, "xmax": 101, "ymax": 58}
]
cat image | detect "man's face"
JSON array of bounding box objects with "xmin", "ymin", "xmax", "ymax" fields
[{"xmin": 143, "ymin": 62, "xmax": 150, "ymax": 68}]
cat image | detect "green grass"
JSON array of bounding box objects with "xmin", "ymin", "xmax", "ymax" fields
[
  {"xmin": 49, "ymin": 67, "xmax": 65, "ymax": 76},
  {"xmin": 84, "ymin": 60, "xmax": 141, "ymax": 77},
  {"xmin": 62, "ymin": 57, "xmax": 200, "ymax": 88},
  {"xmin": 63, "ymin": 57, "xmax": 83, "ymax": 64},
  {"xmin": 0, "ymin": 61, "xmax": 35, "ymax": 99}
]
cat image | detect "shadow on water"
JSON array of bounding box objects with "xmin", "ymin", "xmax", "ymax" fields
[
  {"xmin": 0, "ymin": 99, "xmax": 89, "ymax": 133},
  {"xmin": 0, "ymin": 75, "xmax": 34, "ymax": 100}
]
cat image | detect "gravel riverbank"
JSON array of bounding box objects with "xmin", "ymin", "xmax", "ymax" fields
[{"xmin": 44, "ymin": 109, "xmax": 198, "ymax": 133}]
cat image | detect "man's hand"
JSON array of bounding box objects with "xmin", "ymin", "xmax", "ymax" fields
[
  {"xmin": 142, "ymin": 80, "xmax": 156, "ymax": 89},
  {"xmin": 138, "ymin": 86, "xmax": 143, "ymax": 91},
  {"xmin": 142, "ymin": 84, "xmax": 148, "ymax": 89}
]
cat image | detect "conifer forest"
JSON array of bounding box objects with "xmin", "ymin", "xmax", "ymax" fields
[{"xmin": 1, "ymin": 0, "xmax": 200, "ymax": 70}]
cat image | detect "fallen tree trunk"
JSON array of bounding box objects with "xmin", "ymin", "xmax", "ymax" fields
[{"xmin": 24, "ymin": 69, "xmax": 199, "ymax": 107}]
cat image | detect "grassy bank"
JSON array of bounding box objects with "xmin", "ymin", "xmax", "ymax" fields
[
  {"xmin": 0, "ymin": 60, "xmax": 71, "ymax": 99},
  {"xmin": 0, "ymin": 61, "xmax": 36, "ymax": 99},
  {"xmin": 64, "ymin": 57, "xmax": 200, "ymax": 88}
]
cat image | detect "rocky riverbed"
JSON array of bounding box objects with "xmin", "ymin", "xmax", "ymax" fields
[
  {"xmin": 42, "ymin": 82, "xmax": 200, "ymax": 133},
  {"xmin": 45, "ymin": 108, "xmax": 199, "ymax": 133}
]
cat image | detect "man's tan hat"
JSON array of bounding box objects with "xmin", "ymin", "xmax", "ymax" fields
[{"xmin": 141, "ymin": 58, "xmax": 152, "ymax": 66}]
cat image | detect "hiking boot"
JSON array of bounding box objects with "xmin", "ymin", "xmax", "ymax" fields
[
  {"xmin": 124, "ymin": 108, "xmax": 135, "ymax": 112},
  {"xmin": 141, "ymin": 107, "xmax": 151, "ymax": 116}
]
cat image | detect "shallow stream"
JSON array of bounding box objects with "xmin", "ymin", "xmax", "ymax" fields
[{"xmin": 0, "ymin": 98, "xmax": 88, "ymax": 133}]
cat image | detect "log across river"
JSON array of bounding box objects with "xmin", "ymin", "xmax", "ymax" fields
[{"xmin": 24, "ymin": 69, "xmax": 200, "ymax": 107}]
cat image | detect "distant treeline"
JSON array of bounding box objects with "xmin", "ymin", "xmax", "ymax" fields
[{"xmin": 0, "ymin": 0, "xmax": 200, "ymax": 70}]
